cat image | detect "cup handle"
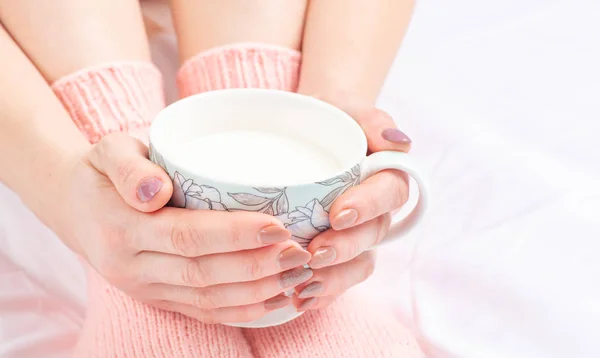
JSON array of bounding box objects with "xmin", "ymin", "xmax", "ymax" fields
[{"xmin": 359, "ymin": 151, "xmax": 430, "ymax": 244}]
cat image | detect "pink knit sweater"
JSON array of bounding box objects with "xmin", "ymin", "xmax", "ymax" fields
[{"xmin": 51, "ymin": 44, "xmax": 423, "ymax": 358}]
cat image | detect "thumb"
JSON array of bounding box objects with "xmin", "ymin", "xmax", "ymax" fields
[
  {"xmin": 88, "ymin": 132, "xmax": 173, "ymax": 212},
  {"xmin": 352, "ymin": 108, "xmax": 412, "ymax": 153}
]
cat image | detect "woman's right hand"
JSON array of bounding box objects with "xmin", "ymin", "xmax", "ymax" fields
[{"xmin": 54, "ymin": 133, "xmax": 313, "ymax": 324}]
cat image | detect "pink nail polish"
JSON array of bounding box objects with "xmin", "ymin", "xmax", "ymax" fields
[
  {"xmin": 278, "ymin": 247, "xmax": 312, "ymax": 270},
  {"xmin": 309, "ymin": 247, "xmax": 336, "ymax": 269},
  {"xmin": 258, "ymin": 225, "xmax": 291, "ymax": 244},
  {"xmin": 381, "ymin": 128, "xmax": 412, "ymax": 144},
  {"xmin": 137, "ymin": 176, "xmax": 163, "ymax": 202},
  {"xmin": 331, "ymin": 209, "xmax": 358, "ymax": 230},
  {"xmin": 279, "ymin": 267, "xmax": 313, "ymax": 289},
  {"xmin": 297, "ymin": 281, "xmax": 325, "ymax": 298}
]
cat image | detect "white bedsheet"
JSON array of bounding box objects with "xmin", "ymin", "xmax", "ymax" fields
[{"xmin": 1, "ymin": 0, "xmax": 599, "ymax": 357}]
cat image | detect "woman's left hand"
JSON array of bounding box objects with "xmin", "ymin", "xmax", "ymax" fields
[{"xmin": 293, "ymin": 108, "xmax": 412, "ymax": 311}]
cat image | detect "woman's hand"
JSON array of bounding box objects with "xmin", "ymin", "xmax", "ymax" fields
[
  {"xmin": 56, "ymin": 133, "xmax": 312, "ymax": 323},
  {"xmin": 293, "ymin": 108, "xmax": 411, "ymax": 310}
]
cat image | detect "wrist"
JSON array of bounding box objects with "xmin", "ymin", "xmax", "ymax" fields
[
  {"xmin": 47, "ymin": 144, "xmax": 91, "ymax": 240},
  {"xmin": 21, "ymin": 139, "xmax": 90, "ymax": 242}
]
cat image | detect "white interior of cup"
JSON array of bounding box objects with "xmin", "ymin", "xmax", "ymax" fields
[{"xmin": 150, "ymin": 89, "xmax": 367, "ymax": 185}]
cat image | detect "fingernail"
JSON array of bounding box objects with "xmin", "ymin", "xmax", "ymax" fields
[
  {"xmin": 279, "ymin": 267, "xmax": 313, "ymax": 289},
  {"xmin": 381, "ymin": 128, "xmax": 412, "ymax": 144},
  {"xmin": 137, "ymin": 176, "xmax": 163, "ymax": 202},
  {"xmin": 331, "ymin": 209, "xmax": 358, "ymax": 230},
  {"xmin": 309, "ymin": 247, "xmax": 337, "ymax": 268},
  {"xmin": 297, "ymin": 297, "xmax": 319, "ymax": 312},
  {"xmin": 297, "ymin": 281, "xmax": 325, "ymax": 298},
  {"xmin": 278, "ymin": 247, "xmax": 312, "ymax": 270},
  {"xmin": 264, "ymin": 294, "xmax": 291, "ymax": 311},
  {"xmin": 258, "ymin": 225, "xmax": 291, "ymax": 244}
]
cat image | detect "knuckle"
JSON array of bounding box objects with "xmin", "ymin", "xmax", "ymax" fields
[
  {"xmin": 170, "ymin": 220, "xmax": 205, "ymax": 256},
  {"xmin": 115, "ymin": 158, "xmax": 138, "ymax": 189},
  {"xmin": 364, "ymin": 190, "xmax": 381, "ymax": 218},
  {"xmin": 387, "ymin": 171, "xmax": 409, "ymax": 208},
  {"xmin": 192, "ymin": 288, "xmax": 219, "ymax": 309},
  {"xmin": 342, "ymin": 239, "xmax": 361, "ymax": 261},
  {"xmin": 242, "ymin": 255, "xmax": 264, "ymax": 281},
  {"xmin": 227, "ymin": 224, "xmax": 244, "ymax": 250},
  {"xmin": 95, "ymin": 134, "xmax": 114, "ymax": 154},
  {"xmin": 247, "ymin": 285, "xmax": 267, "ymax": 304},
  {"xmin": 181, "ymin": 259, "xmax": 208, "ymax": 287},
  {"xmin": 93, "ymin": 134, "xmax": 126, "ymax": 169}
]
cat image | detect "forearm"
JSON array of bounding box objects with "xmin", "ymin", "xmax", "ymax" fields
[
  {"xmin": 297, "ymin": 0, "xmax": 414, "ymax": 108},
  {"xmin": 0, "ymin": 26, "xmax": 89, "ymax": 221}
]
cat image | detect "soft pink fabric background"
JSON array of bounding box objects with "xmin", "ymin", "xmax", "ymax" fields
[{"xmin": 1, "ymin": 0, "xmax": 599, "ymax": 357}]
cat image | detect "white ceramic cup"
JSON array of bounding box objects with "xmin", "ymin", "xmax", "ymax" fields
[{"xmin": 149, "ymin": 89, "xmax": 429, "ymax": 328}]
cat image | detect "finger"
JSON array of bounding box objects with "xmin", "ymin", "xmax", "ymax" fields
[
  {"xmin": 135, "ymin": 208, "xmax": 291, "ymax": 256},
  {"xmin": 295, "ymin": 250, "xmax": 376, "ymax": 299},
  {"xmin": 307, "ymin": 215, "xmax": 388, "ymax": 269},
  {"xmin": 89, "ymin": 132, "xmax": 173, "ymax": 212},
  {"xmin": 352, "ymin": 108, "xmax": 412, "ymax": 153},
  {"xmin": 154, "ymin": 295, "xmax": 291, "ymax": 324},
  {"xmin": 148, "ymin": 267, "xmax": 313, "ymax": 309},
  {"xmin": 329, "ymin": 169, "xmax": 408, "ymax": 230},
  {"xmin": 135, "ymin": 241, "xmax": 311, "ymax": 287}
]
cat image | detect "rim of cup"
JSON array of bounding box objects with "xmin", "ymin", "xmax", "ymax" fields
[{"xmin": 149, "ymin": 89, "xmax": 369, "ymax": 188}]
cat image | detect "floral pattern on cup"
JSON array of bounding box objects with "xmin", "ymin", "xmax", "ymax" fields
[
  {"xmin": 317, "ymin": 164, "xmax": 361, "ymax": 210},
  {"xmin": 228, "ymin": 187, "xmax": 289, "ymax": 216},
  {"xmin": 155, "ymin": 156, "xmax": 361, "ymax": 248},
  {"xmin": 171, "ymin": 172, "xmax": 228, "ymax": 211},
  {"xmin": 275, "ymin": 199, "xmax": 330, "ymax": 248}
]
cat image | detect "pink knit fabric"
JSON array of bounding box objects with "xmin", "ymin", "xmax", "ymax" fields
[
  {"xmin": 244, "ymin": 295, "xmax": 423, "ymax": 358},
  {"xmin": 177, "ymin": 43, "xmax": 301, "ymax": 97},
  {"xmin": 51, "ymin": 62, "xmax": 165, "ymax": 144},
  {"xmin": 58, "ymin": 48, "xmax": 422, "ymax": 357},
  {"xmin": 75, "ymin": 269, "xmax": 252, "ymax": 357}
]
